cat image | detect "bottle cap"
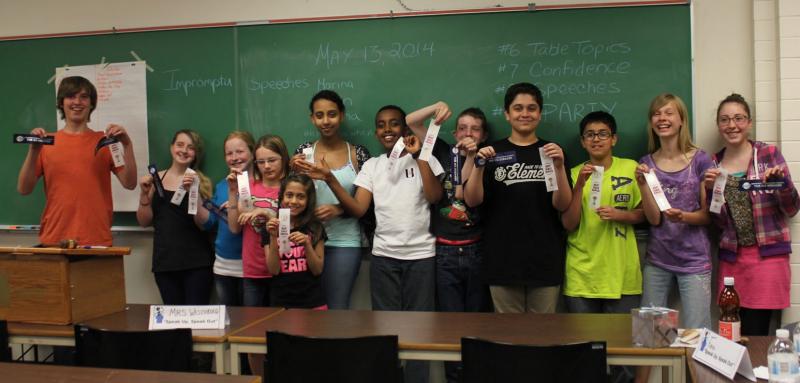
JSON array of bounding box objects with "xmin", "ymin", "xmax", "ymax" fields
[
  {"xmin": 777, "ymin": 329, "xmax": 790, "ymax": 339},
  {"xmin": 723, "ymin": 276, "xmax": 734, "ymax": 286}
]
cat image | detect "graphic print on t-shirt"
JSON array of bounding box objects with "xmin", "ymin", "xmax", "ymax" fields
[
  {"xmin": 280, "ymin": 241, "xmax": 308, "ymax": 273},
  {"xmin": 249, "ymin": 195, "xmax": 279, "ymax": 230},
  {"xmin": 493, "ymin": 162, "xmax": 545, "ymax": 185}
]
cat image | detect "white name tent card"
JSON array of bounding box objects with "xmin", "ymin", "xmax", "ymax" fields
[
  {"xmin": 692, "ymin": 328, "xmax": 756, "ymax": 381},
  {"xmin": 148, "ymin": 305, "xmax": 228, "ymax": 330}
]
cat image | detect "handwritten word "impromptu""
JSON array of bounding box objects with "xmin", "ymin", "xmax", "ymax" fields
[{"xmin": 163, "ymin": 69, "xmax": 233, "ymax": 96}]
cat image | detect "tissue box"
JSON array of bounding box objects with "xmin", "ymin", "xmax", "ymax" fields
[{"xmin": 631, "ymin": 307, "xmax": 678, "ymax": 348}]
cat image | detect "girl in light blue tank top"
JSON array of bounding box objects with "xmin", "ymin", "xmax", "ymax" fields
[{"xmin": 291, "ymin": 90, "xmax": 371, "ymax": 309}]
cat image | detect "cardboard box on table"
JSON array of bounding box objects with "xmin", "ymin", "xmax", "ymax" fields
[{"xmin": 0, "ymin": 247, "xmax": 129, "ymax": 324}]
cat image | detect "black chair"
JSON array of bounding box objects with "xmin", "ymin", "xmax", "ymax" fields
[
  {"xmin": 73, "ymin": 325, "xmax": 192, "ymax": 372},
  {"xmin": 264, "ymin": 331, "xmax": 402, "ymax": 383},
  {"xmin": 461, "ymin": 337, "xmax": 609, "ymax": 383},
  {"xmin": 0, "ymin": 321, "xmax": 10, "ymax": 362}
]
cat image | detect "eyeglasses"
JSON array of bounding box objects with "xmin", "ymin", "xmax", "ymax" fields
[
  {"xmin": 717, "ymin": 115, "xmax": 750, "ymax": 126},
  {"xmin": 581, "ymin": 131, "xmax": 613, "ymax": 141}
]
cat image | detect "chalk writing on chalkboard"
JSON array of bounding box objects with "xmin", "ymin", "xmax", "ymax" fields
[
  {"xmin": 314, "ymin": 42, "xmax": 436, "ymax": 69},
  {"xmin": 162, "ymin": 69, "xmax": 233, "ymax": 96}
]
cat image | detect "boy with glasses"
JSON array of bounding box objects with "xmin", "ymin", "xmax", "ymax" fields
[{"xmin": 561, "ymin": 111, "xmax": 645, "ymax": 313}]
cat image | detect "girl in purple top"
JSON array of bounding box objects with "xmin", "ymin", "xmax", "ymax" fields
[
  {"xmin": 704, "ymin": 94, "xmax": 799, "ymax": 335},
  {"xmin": 635, "ymin": 93, "xmax": 713, "ymax": 330}
]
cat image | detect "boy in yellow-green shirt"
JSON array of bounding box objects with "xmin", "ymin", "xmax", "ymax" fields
[{"xmin": 561, "ymin": 111, "xmax": 644, "ymax": 313}]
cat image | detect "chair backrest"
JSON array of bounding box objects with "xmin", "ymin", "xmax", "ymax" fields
[
  {"xmin": 461, "ymin": 337, "xmax": 608, "ymax": 383},
  {"xmin": 74, "ymin": 325, "xmax": 192, "ymax": 372},
  {"xmin": 0, "ymin": 321, "xmax": 10, "ymax": 362},
  {"xmin": 265, "ymin": 331, "xmax": 401, "ymax": 383}
]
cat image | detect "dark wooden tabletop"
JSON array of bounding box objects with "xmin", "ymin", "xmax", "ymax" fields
[
  {"xmin": 78, "ymin": 304, "xmax": 284, "ymax": 343},
  {"xmin": 8, "ymin": 304, "xmax": 284, "ymax": 344},
  {"xmin": 228, "ymin": 309, "xmax": 684, "ymax": 356},
  {"xmin": 687, "ymin": 336, "xmax": 771, "ymax": 382},
  {"xmin": 1, "ymin": 362, "xmax": 260, "ymax": 383}
]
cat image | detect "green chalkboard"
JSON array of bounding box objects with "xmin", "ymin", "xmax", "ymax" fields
[{"xmin": 0, "ymin": 5, "xmax": 691, "ymax": 226}]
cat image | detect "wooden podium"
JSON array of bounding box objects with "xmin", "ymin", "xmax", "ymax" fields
[{"xmin": 0, "ymin": 246, "xmax": 129, "ymax": 325}]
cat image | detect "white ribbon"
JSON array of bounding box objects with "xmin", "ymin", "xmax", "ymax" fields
[
  {"xmin": 539, "ymin": 147, "xmax": 558, "ymax": 192},
  {"xmin": 109, "ymin": 142, "xmax": 125, "ymax": 167},
  {"xmin": 589, "ymin": 165, "xmax": 604, "ymax": 210},
  {"xmin": 237, "ymin": 171, "xmax": 253, "ymax": 212},
  {"xmin": 418, "ymin": 120, "xmax": 440, "ymax": 162},
  {"xmin": 278, "ymin": 208, "xmax": 291, "ymax": 256},
  {"xmin": 188, "ymin": 174, "xmax": 199, "ymax": 215},
  {"xmin": 643, "ymin": 170, "xmax": 672, "ymax": 211},
  {"xmin": 171, "ymin": 168, "xmax": 196, "ymax": 211},
  {"xmin": 709, "ymin": 168, "xmax": 728, "ymax": 214},
  {"xmin": 387, "ymin": 136, "xmax": 405, "ymax": 172},
  {"xmin": 302, "ymin": 147, "xmax": 314, "ymax": 164}
]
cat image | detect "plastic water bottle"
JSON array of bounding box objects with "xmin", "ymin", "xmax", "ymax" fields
[
  {"xmin": 768, "ymin": 329, "xmax": 800, "ymax": 383},
  {"xmin": 793, "ymin": 325, "xmax": 800, "ymax": 355}
]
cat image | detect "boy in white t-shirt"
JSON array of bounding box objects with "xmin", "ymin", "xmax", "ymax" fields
[{"xmin": 297, "ymin": 104, "xmax": 444, "ymax": 383}]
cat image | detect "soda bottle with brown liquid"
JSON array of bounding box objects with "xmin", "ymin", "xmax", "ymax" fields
[{"xmin": 718, "ymin": 276, "xmax": 741, "ymax": 342}]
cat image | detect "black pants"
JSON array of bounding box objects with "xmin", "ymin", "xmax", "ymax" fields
[
  {"xmin": 154, "ymin": 267, "xmax": 214, "ymax": 305},
  {"xmin": 741, "ymin": 308, "xmax": 775, "ymax": 336}
]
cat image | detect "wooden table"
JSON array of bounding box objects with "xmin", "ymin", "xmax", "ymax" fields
[
  {"xmin": 687, "ymin": 336, "xmax": 771, "ymax": 382},
  {"xmin": 1, "ymin": 362, "xmax": 260, "ymax": 383},
  {"xmin": 227, "ymin": 309, "xmax": 686, "ymax": 382},
  {"xmin": 7, "ymin": 304, "xmax": 284, "ymax": 375}
]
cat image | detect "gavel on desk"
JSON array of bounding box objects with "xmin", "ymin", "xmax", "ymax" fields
[{"xmin": 39, "ymin": 239, "xmax": 79, "ymax": 249}]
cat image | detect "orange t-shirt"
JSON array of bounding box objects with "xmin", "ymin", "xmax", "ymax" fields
[{"xmin": 35, "ymin": 129, "xmax": 119, "ymax": 246}]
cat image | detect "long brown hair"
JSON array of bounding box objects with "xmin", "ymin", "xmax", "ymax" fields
[
  {"xmin": 254, "ymin": 134, "xmax": 290, "ymax": 182},
  {"xmin": 170, "ymin": 129, "xmax": 212, "ymax": 199},
  {"xmin": 280, "ymin": 173, "xmax": 323, "ymax": 244},
  {"xmin": 646, "ymin": 93, "xmax": 696, "ymax": 154}
]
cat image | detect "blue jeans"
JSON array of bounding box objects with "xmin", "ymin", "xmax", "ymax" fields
[
  {"xmin": 214, "ymin": 274, "xmax": 243, "ymax": 306},
  {"xmin": 436, "ymin": 243, "xmax": 492, "ymax": 383},
  {"xmin": 242, "ymin": 277, "xmax": 271, "ymax": 307},
  {"xmin": 435, "ymin": 243, "xmax": 492, "ymax": 313},
  {"xmin": 371, "ymin": 255, "xmax": 435, "ymax": 383},
  {"xmin": 321, "ymin": 246, "xmax": 362, "ymax": 309},
  {"xmin": 641, "ymin": 263, "xmax": 711, "ymax": 329}
]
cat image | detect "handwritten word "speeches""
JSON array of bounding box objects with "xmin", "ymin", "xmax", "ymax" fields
[
  {"xmin": 163, "ymin": 69, "xmax": 233, "ymax": 96},
  {"xmin": 248, "ymin": 78, "xmax": 310, "ymax": 94}
]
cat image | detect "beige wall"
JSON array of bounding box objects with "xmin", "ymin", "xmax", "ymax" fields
[{"xmin": 1, "ymin": 1, "xmax": 771, "ymax": 319}]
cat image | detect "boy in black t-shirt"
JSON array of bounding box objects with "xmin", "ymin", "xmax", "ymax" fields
[{"xmin": 463, "ymin": 82, "xmax": 572, "ymax": 313}]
